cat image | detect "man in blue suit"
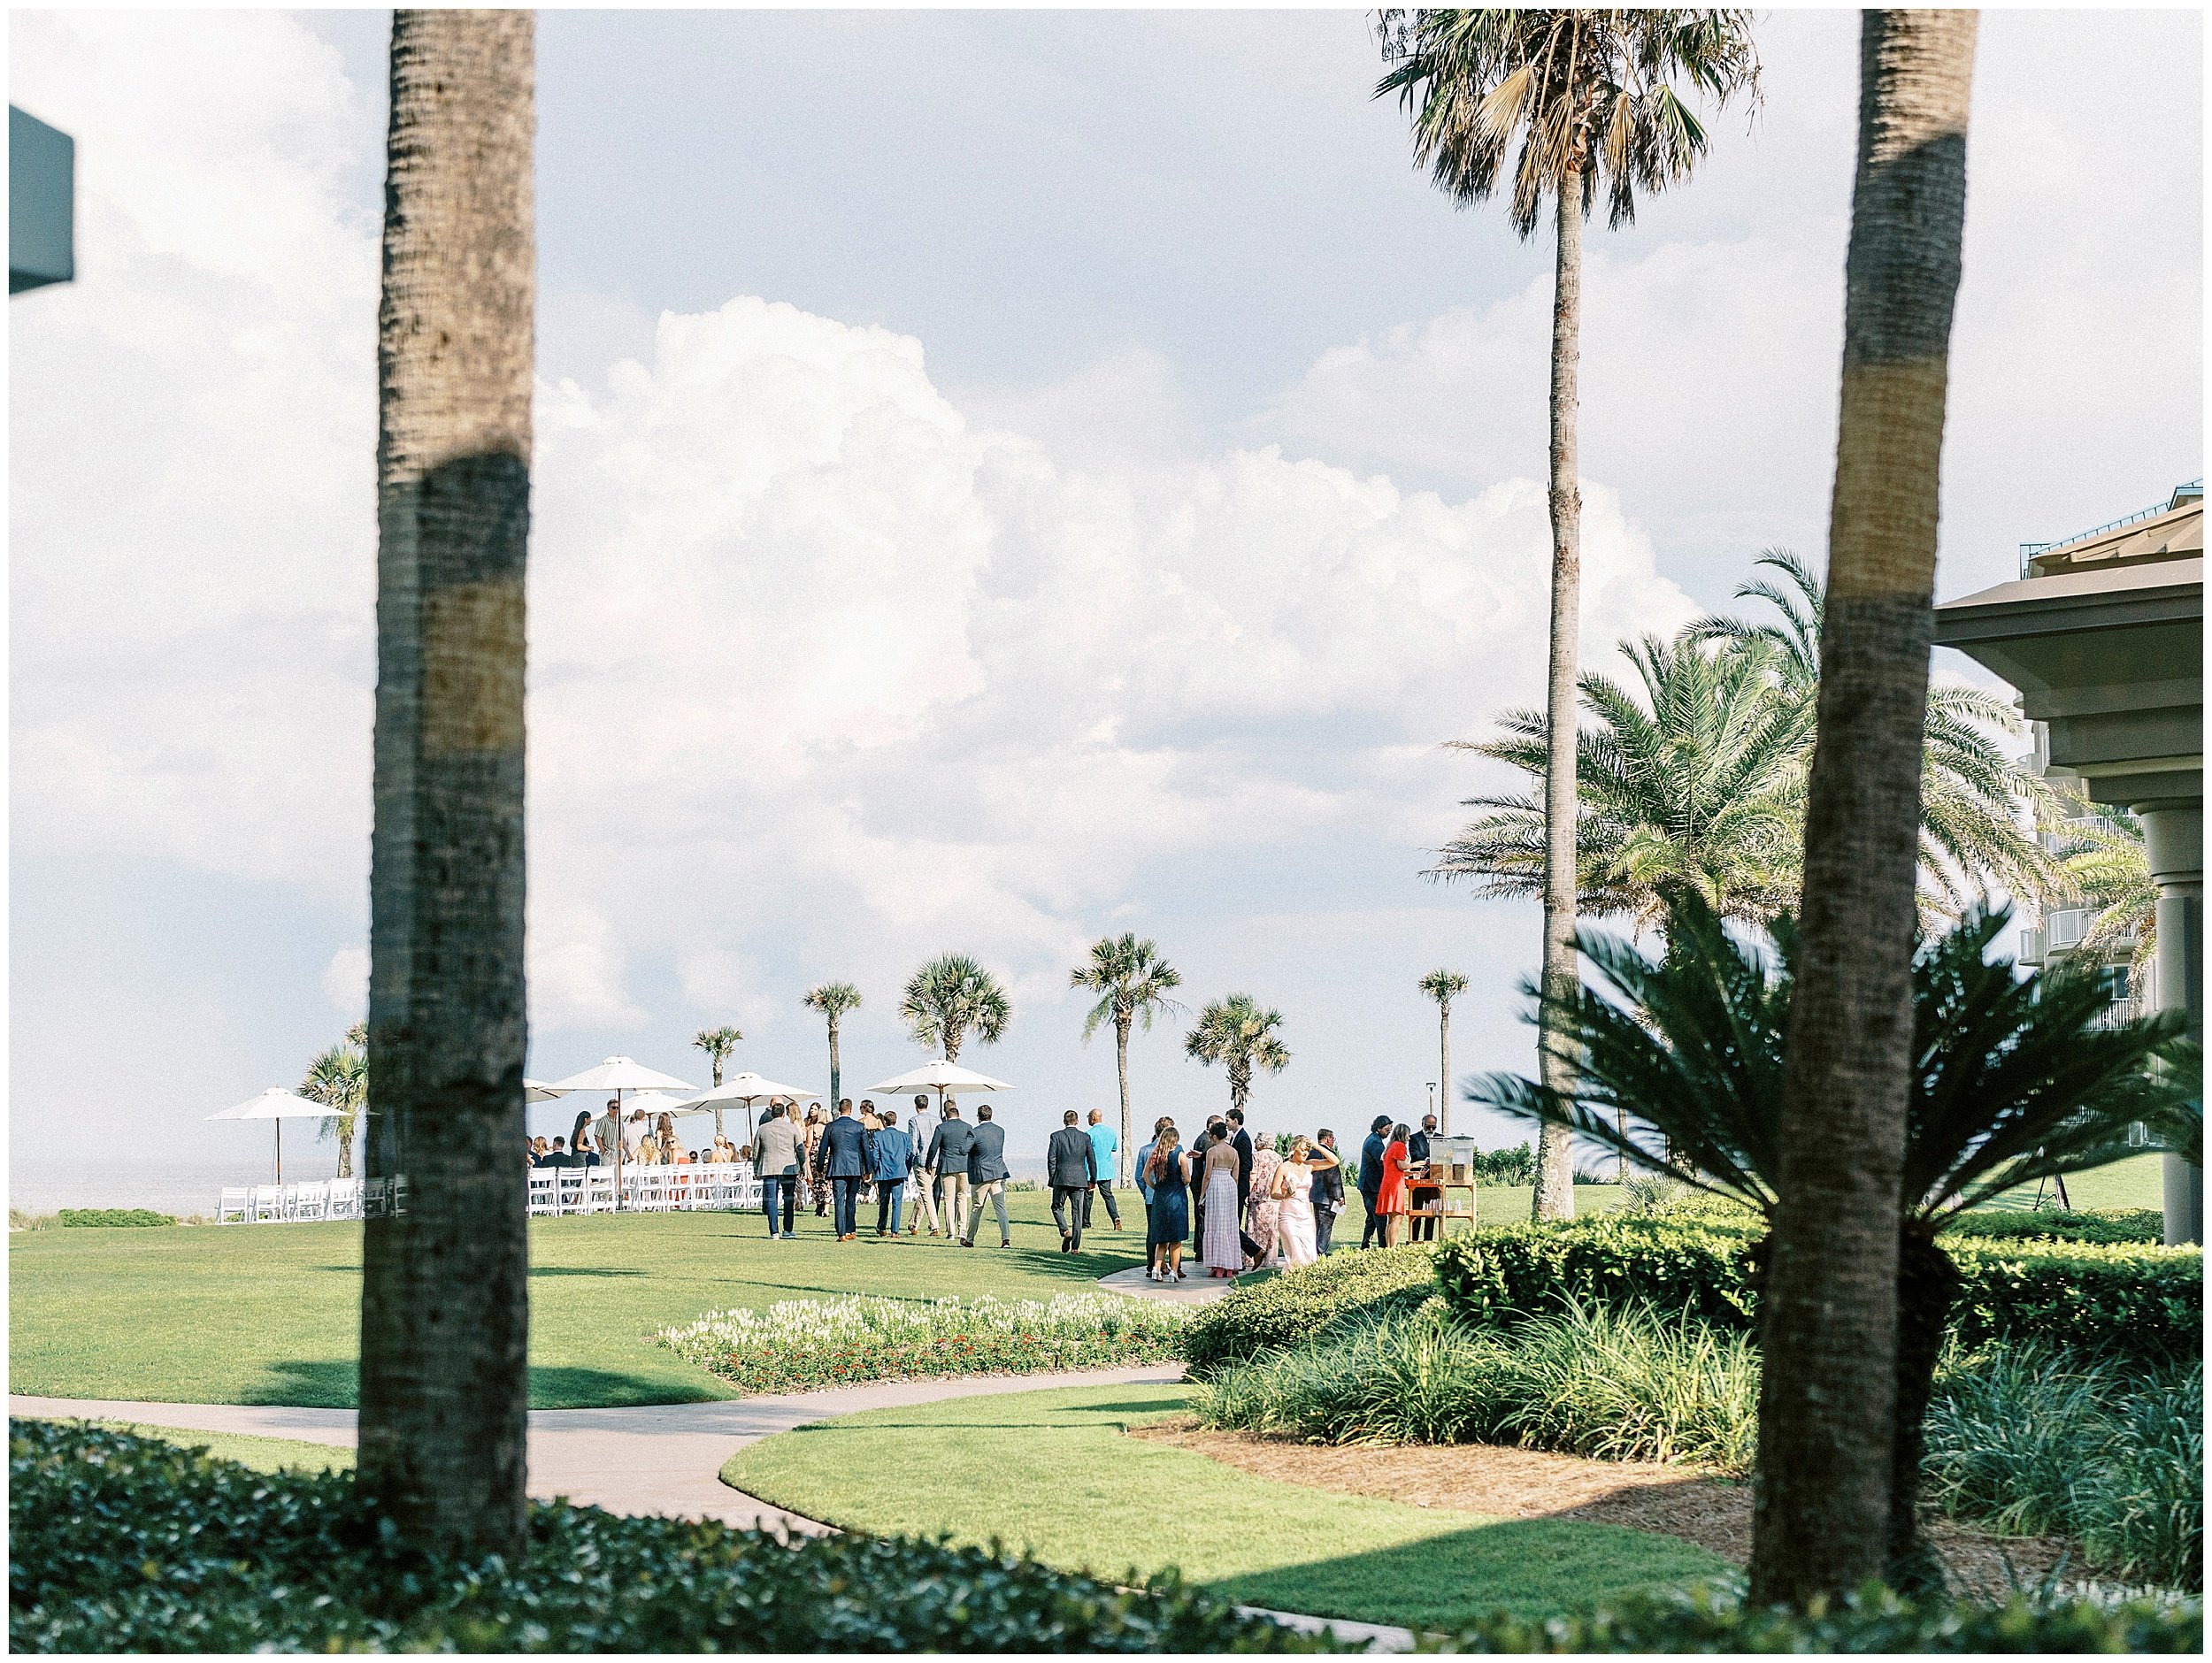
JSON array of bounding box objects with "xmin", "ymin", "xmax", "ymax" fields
[
  {"xmin": 963, "ymin": 1103, "xmax": 1012, "ymax": 1247},
  {"xmin": 1358, "ymin": 1114, "xmax": 1392, "ymax": 1248},
  {"xmin": 865, "ymin": 1106, "xmax": 916, "ymax": 1238},
  {"xmin": 819, "ymin": 1100, "xmax": 869, "ymax": 1241}
]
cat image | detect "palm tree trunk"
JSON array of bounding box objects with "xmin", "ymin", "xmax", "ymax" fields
[
  {"xmin": 711, "ymin": 1054, "xmax": 726, "ymax": 1143},
  {"xmin": 943, "ymin": 1025, "xmax": 962, "ymax": 1064},
  {"xmin": 827, "ymin": 1019, "xmax": 841, "ymax": 1111},
  {"xmin": 1533, "ymin": 168, "xmax": 1584, "ymax": 1223},
  {"xmin": 357, "ymin": 6, "xmax": 534, "ymax": 1562},
  {"xmin": 1116, "ymin": 1015, "xmax": 1133, "ymax": 1184},
  {"xmin": 1888, "ymin": 1229, "xmax": 1963, "ymax": 1594},
  {"xmin": 1748, "ymin": 10, "xmax": 1976, "ymax": 1607},
  {"xmin": 1438, "ymin": 1003, "xmax": 1452, "ymax": 1138}
]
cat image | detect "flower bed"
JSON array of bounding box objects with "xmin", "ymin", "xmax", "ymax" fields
[{"xmin": 657, "ymin": 1293, "xmax": 1189, "ymax": 1393}]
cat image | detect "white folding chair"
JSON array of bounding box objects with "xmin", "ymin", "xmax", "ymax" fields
[
  {"xmin": 328, "ymin": 1177, "xmax": 361, "ymax": 1220},
  {"xmin": 585, "ymin": 1171, "xmax": 617, "ymax": 1213},
  {"xmin": 526, "ymin": 1171, "xmax": 557, "ymax": 1217},
  {"xmin": 250, "ymin": 1184, "xmax": 284, "ymax": 1222},
  {"xmin": 556, "ymin": 1170, "xmax": 588, "ymax": 1215},
  {"xmin": 217, "ymin": 1187, "xmax": 250, "ymax": 1224},
  {"xmin": 292, "ymin": 1181, "xmax": 329, "ymax": 1222}
]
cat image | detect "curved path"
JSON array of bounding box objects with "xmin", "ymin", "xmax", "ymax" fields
[{"xmin": 11, "ymin": 1369, "xmax": 1412, "ymax": 1653}]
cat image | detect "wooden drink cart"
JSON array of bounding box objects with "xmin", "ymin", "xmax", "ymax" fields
[{"xmin": 1414, "ymin": 1135, "xmax": 1481, "ymax": 1237}]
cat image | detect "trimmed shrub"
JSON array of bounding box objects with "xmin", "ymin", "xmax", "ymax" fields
[
  {"xmin": 10, "ymin": 1420, "xmax": 1315, "ymax": 1652},
  {"xmin": 1943, "ymin": 1207, "xmax": 2163, "ymax": 1246},
  {"xmin": 1180, "ymin": 1245, "xmax": 1441, "ymax": 1374},
  {"xmin": 656, "ymin": 1293, "xmax": 1187, "ymax": 1393},
  {"xmin": 1436, "ymin": 1212, "xmax": 2200, "ymax": 1367},
  {"xmin": 1439, "ymin": 1578, "xmax": 2202, "ymax": 1653},
  {"xmin": 55, "ymin": 1208, "xmax": 175, "ymax": 1229}
]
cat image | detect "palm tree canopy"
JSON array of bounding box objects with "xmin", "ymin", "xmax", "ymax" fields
[
  {"xmin": 1183, "ymin": 994, "xmax": 1291, "ymax": 1077},
  {"xmin": 898, "ymin": 955, "xmax": 1010, "ymax": 1056},
  {"xmin": 303, "ymin": 1038, "xmax": 367, "ymax": 1146},
  {"xmin": 1071, "ymin": 934, "xmax": 1184, "ymax": 1040},
  {"xmin": 1433, "ymin": 631, "xmax": 1810, "ymax": 928},
  {"xmin": 1471, "ymin": 887, "xmax": 2190, "ymax": 1226},
  {"xmin": 1376, "ymin": 8, "xmax": 1761, "ymax": 235},
  {"xmin": 2042, "ymin": 790, "xmax": 2157, "ymax": 994},
  {"xmin": 1419, "ymin": 969, "xmax": 1470, "ymax": 1008},
  {"xmin": 691, "ymin": 1024, "xmax": 742, "ymax": 1058},
  {"xmin": 801, "ymin": 982, "xmax": 864, "ymax": 1023}
]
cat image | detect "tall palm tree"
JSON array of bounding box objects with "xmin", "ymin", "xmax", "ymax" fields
[
  {"xmin": 691, "ymin": 1024, "xmax": 743, "ymax": 1142},
  {"xmin": 1378, "ymin": 9, "xmax": 1763, "ymax": 1222},
  {"xmin": 1071, "ymin": 935, "xmax": 1184, "ymax": 1184},
  {"xmin": 1693, "ymin": 549, "xmax": 2061, "ymax": 921},
  {"xmin": 1433, "ymin": 632, "xmax": 1810, "ymax": 928},
  {"xmin": 303, "ymin": 1022, "xmax": 367, "ymax": 1179},
  {"xmin": 1752, "ymin": 10, "xmax": 1978, "ymax": 1606},
  {"xmin": 1183, "ymin": 994, "xmax": 1290, "ymax": 1113},
  {"xmin": 1417, "ymin": 969, "xmax": 1469, "ymax": 1135},
  {"xmin": 800, "ymin": 983, "xmax": 863, "ymax": 1112},
  {"xmin": 898, "ymin": 956, "xmax": 1009, "ymax": 1064},
  {"xmin": 357, "ymin": 8, "xmax": 534, "ymax": 1560},
  {"xmin": 1474, "ymin": 885, "xmax": 2187, "ymax": 1592}
]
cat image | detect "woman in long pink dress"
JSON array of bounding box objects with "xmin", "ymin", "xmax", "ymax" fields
[
  {"xmin": 1246, "ymin": 1144, "xmax": 1284, "ymax": 1267},
  {"xmin": 1199, "ymin": 1135, "xmax": 1243, "ymax": 1276},
  {"xmin": 1271, "ymin": 1137, "xmax": 1338, "ymax": 1267}
]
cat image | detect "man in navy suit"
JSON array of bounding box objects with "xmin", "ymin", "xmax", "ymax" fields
[
  {"xmin": 1047, "ymin": 1109, "xmax": 1100, "ymax": 1252},
  {"xmin": 1358, "ymin": 1115, "xmax": 1392, "ymax": 1248},
  {"xmin": 864, "ymin": 1107, "xmax": 916, "ymax": 1238},
  {"xmin": 819, "ymin": 1100, "xmax": 869, "ymax": 1241}
]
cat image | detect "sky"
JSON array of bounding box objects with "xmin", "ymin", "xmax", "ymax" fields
[{"xmin": 9, "ymin": 7, "xmax": 2203, "ymax": 1207}]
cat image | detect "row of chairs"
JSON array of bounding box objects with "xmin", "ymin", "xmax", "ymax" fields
[
  {"xmin": 216, "ymin": 1177, "xmax": 365, "ymax": 1223},
  {"xmin": 527, "ymin": 1162, "xmax": 763, "ymax": 1216}
]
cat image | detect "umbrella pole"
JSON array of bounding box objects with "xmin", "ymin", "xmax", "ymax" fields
[
  {"xmin": 614, "ymin": 1087, "xmax": 625, "ymax": 1213},
  {"xmin": 276, "ymin": 1120, "xmax": 283, "ymax": 1186}
]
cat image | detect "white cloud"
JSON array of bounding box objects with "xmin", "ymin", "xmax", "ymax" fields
[{"xmin": 320, "ymin": 946, "xmax": 369, "ymax": 1019}]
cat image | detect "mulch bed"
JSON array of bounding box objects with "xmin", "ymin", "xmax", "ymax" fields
[{"xmin": 1130, "ymin": 1418, "xmax": 2079, "ymax": 1601}]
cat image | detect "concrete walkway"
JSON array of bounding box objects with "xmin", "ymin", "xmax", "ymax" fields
[{"xmin": 1094, "ymin": 1261, "xmax": 1241, "ymax": 1303}]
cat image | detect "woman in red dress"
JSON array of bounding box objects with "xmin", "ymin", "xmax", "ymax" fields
[{"xmin": 1376, "ymin": 1122, "xmax": 1413, "ymax": 1246}]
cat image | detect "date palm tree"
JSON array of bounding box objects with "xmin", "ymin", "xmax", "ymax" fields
[
  {"xmin": 357, "ymin": 8, "xmax": 534, "ymax": 1560},
  {"xmin": 1377, "ymin": 8, "xmax": 1762, "ymax": 1223},
  {"xmin": 691, "ymin": 1024, "xmax": 743, "ymax": 1141},
  {"xmin": 303, "ymin": 1021, "xmax": 367, "ymax": 1179},
  {"xmin": 1183, "ymin": 994, "xmax": 1290, "ymax": 1113},
  {"xmin": 800, "ymin": 983, "xmax": 862, "ymax": 1114},
  {"xmin": 898, "ymin": 956, "xmax": 1009, "ymax": 1064},
  {"xmin": 1072, "ymin": 935, "xmax": 1184, "ymax": 1184},
  {"xmin": 1755, "ymin": 10, "xmax": 1977, "ymax": 1605},
  {"xmin": 1417, "ymin": 970, "xmax": 1469, "ymax": 1135},
  {"xmin": 1472, "ymin": 885, "xmax": 2187, "ymax": 1595},
  {"xmin": 1433, "ymin": 632, "xmax": 1810, "ymax": 929},
  {"xmin": 1693, "ymin": 549, "xmax": 2061, "ymax": 921}
]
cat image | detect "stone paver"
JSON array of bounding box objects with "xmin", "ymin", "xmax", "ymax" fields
[{"xmin": 1095, "ymin": 1261, "xmax": 1240, "ymax": 1303}]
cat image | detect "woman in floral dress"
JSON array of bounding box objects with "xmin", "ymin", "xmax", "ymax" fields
[{"xmin": 1245, "ymin": 1142, "xmax": 1285, "ymax": 1267}]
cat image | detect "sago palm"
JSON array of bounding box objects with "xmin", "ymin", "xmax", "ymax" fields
[
  {"xmin": 897, "ymin": 956, "xmax": 1009, "ymax": 1064},
  {"xmin": 1184, "ymin": 994, "xmax": 1290, "ymax": 1113},
  {"xmin": 1694, "ymin": 549, "xmax": 2060, "ymax": 921},
  {"xmin": 1072, "ymin": 934, "xmax": 1184, "ymax": 1183},
  {"xmin": 1434, "ymin": 632, "xmax": 1809, "ymax": 928},
  {"xmin": 800, "ymin": 982, "xmax": 862, "ymax": 1112},
  {"xmin": 1471, "ymin": 885, "xmax": 2187, "ymax": 1594},
  {"xmin": 1377, "ymin": 7, "xmax": 1761, "ymax": 1224}
]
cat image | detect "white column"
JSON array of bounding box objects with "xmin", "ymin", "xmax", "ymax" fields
[{"xmin": 2135, "ymin": 802, "xmax": 2202, "ymax": 1245}]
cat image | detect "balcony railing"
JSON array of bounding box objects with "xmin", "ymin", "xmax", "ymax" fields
[{"xmin": 2019, "ymin": 478, "xmax": 2202, "ymax": 577}]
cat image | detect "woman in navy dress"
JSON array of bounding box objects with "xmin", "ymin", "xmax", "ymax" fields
[{"xmin": 1145, "ymin": 1126, "xmax": 1191, "ymax": 1283}]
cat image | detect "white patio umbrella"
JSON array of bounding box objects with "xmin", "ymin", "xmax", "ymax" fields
[
  {"xmin": 677, "ymin": 1070, "xmax": 807, "ymax": 1146},
  {"xmin": 539, "ymin": 1057, "xmax": 697, "ymax": 1210},
  {"xmin": 525, "ymin": 1079, "xmax": 564, "ymax": 1103},
  {"xmin": 208, "ymin": 1088, "xmax": 342, "ymax": 1184},
  {"xmin": 866, "ymin": 1059, "xmax": 1013, "ymax": 1115}
]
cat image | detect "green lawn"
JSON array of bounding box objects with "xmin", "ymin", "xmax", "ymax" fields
[
  {"xmin": 720, "ymin": 1381, "xmax": 1726, "ymax": 1632},
  {"xmin": 63, "ymin": 1421, "xmax": 357, "ymax": 1475},
  {"xmin": 1984, "ymin": 1152, "xmax": 2166, "ymax": 1213}
]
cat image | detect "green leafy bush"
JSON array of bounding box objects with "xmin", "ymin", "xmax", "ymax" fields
[
  {"xmin": 55, "ymin": 1208, "xmax": 175, "ymax": 1229},
  {"xmin": 9, "ymin": 1420, "xmax": 1316, "ymax": 1653},
  {"xmin": 657, "ymin": 1293, "xmax": 1187, "ymax": 1393},
  {"xmin": 1195, "ymin": 1299, "xmax": 1759, "ymax": 1473},
  {"xmin": 1438, "ymin": 1578, "xmax": 2202, "ymax": 1653},
  {"xmin": 1943, "ymin": 1207, "xmax": 2163, "ymax": 1246},
  {"xmin": 1181, "ymin": 1245, "xmax": 1441, "ymax": 1374},
  {"xmin": 1436, "ymin": 1212, "xmax": 2200, "ymax": 1367},
  {"xmin": 1924, "ymin": 1345, "xmax": 2203, "ymax": 1591}
]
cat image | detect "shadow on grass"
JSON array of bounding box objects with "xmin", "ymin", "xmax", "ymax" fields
[
  {"xmin": 528, "ymin": 1266, "xmax": 646, "ymax": 1279},
  {"xmin": 234, "ymin": 1359, "xmax": 718, "ymax": 1411}
]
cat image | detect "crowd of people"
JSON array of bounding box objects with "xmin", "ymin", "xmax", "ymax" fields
[{"xmin": 526, "ymin": 1094, "xmax": 1455, "ymax": 1269}]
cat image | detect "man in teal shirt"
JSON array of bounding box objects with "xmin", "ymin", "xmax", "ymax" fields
[{"xmin": 1083, "ymin": 1107, "xmax": 1124, "ymax": 1232}]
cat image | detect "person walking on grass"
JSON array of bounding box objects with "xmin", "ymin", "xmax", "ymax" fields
[
  {"xmin": 1358, "ymin": 1114, "xmax": 1392, "ymax": 1248},
  {"xmin": 1048, "ymin": 1108, "xmax": 1100, "ymax": 1253},
  {"xmin": 1081, "ymin": 1107, "xmax": 1124, "ymax": 1234},
  {"xmin": 1408, "ymin": 1113, "xmax": 1441, "ymax": 1244},
  {"xmin": 866, "ymin": 1107, "xmax": 914, "ymax": 1238},
  {"xmin": 1144, "ymin": 1125, "xmax": 1191, "ymax": 1282},
  {"xmin": 906, "ymin": 1094, "xmax": 941, "ymax": 1235},
  {"xmin": 755, "ymin": 1100, "xmax": 805, "ymax": 1240},
  {"xmin": 1312, "ymin": 1128, "xmax": 1345, "ymax": 1253},
  {"xmin": 924, "ymin": 1101, "xmax": 974, "ymax": 1243},
  {"xmin": 819, "ymin": 1098, "xmax": 868, "ymax": 1242},
  {"xmin": 964, "ymin": 1102, "xmax": 1013, "ymax": 1247}
]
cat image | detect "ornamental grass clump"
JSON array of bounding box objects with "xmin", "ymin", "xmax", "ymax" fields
[{"xmin": 657, "ymin": 1293, "xmax": 1188, "ymax": 1393}]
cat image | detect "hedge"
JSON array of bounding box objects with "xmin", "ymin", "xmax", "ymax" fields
[
  {"xmin": 1181, "ymin": 1245, "xmax": 1442, "ymax": 1373},
  {"xmin": 1436, "ymin": 1213, "xmax": 2201, "ymax": 1368},
  {"xmin": 1439, "ymin": 1579, "xmax": 2201, "ymax": 1653},
  {"xmin": 9, "ymin": 1421, "xmax": 1315, "ymax": 1653},
  {"xmin": 56, "ymin": 1208, "xmax": 175, "ymax": 1229},
  {"xmin": 1942, "ymin": 1207, "xmax": 2163, "ymax": 1246}
]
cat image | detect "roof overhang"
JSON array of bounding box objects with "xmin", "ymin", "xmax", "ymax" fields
[{"xmin": 1934, "ymin": 557, "xmax": 2201, "ymax": 810}]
